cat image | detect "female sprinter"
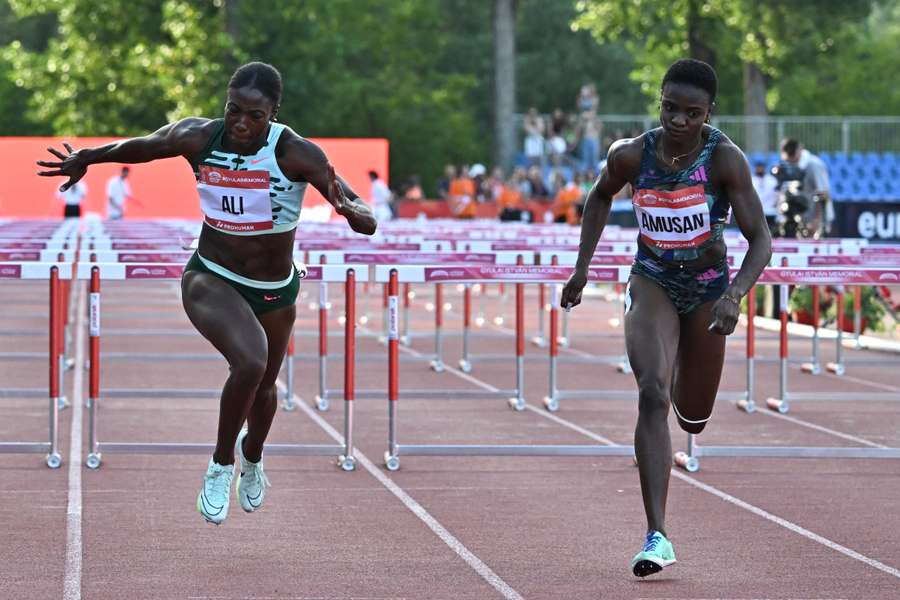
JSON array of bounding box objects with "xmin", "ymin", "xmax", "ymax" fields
[
  {"xmin": 560, "ymin": 59, "xmax": 772, "ymax": 576},
  {"xmin": 37, "ymin": 62, "xmax": 377, "ymax": 524}
]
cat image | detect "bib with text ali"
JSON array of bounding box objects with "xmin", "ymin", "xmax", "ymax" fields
[{"xmin": 198, "ymin": 165, "xmax": 273, "ymax": 233}]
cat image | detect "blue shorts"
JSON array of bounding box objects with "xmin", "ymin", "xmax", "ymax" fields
[{"xmin": 630, "ymin": 250, "xmax": 729, "ymax": 315}]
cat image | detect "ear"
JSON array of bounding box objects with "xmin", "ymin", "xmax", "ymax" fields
[{"xmin": 271, "ymin": 104, "xmax": 281, "ymax": 122}]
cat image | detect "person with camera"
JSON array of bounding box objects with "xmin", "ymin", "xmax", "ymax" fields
[{"xmin": 772, "ymin": 138, "xmax": 832, "ymax": 238}]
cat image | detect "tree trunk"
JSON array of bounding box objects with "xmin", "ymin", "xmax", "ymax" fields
[
  {"xmin": 224, "ymin": 0, "xmax": 241, "ymax": 38},
  {"xmin": 493, "ymin": 0, "xmax": 517, "ymax": 172},
  {"xmin": 686, "ymin": 0, "xmax": 716, "ymax": 68},
  {"xmin": 743, "ymin": 61, "xmax": 769, "ymax": 152}
]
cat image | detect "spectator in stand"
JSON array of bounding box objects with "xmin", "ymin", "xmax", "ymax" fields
[
  {"xmin": 437, "ymin": 164, "xmax": 456, "ymax": 200},
  {"xmin": 498, "ymin": 175, "xmax": 533, "ymax": 222},
  {"xmin": 469, "ymin": 163, "xmax": 488, "ymax": 201},
  {"xmin": 56, "ymin": 180, "xmax": 87, "ymax": 219},
  {"xmin": 751, "ymin": 161, "xmax": 779, "ymax": 233},
  {"xmin": 576, "ymin": 109, "xmax": 602, "ymax": 171},
  {"xmin": 548, "ymin": 108, "xmax": 573, "ymax": 167},
  {"xmin": 106, "ymin": 166, "xmax": 141, "ymax": 220},
  {"xmin": 368, "ymin": 170, "xmax": 394, "ymax": 222},
  {"xmin": 526, "ymin": 165, "xmax": 549, "ymax": 199},
  {"xmin": 484, "ymin": 167, "xmax": 505, "ymax": 203},
  {"xmin": 522, "ymin": 107, "xmax": 546, "ymax": 166},
  {"xmin": 447, "ymin": 165, "xmax": 477, "ymax": 219},
  {"xmin": 551, "ymin": 173, "xmax": 583, "ymax": 224},
  {"xmin": 401, "ymin": 175, "xmax": 424, "ymax": 202},
  {"xmin": 512, "ymin": 166, "xmax": 532, "ymax": 198},
  {"xmin": 780, "ymin": 138, "xmax": 833, "ymax": 237},
  {"xmin": 577, "ymin": 83, "xmax": 598, "ymax": 113}
]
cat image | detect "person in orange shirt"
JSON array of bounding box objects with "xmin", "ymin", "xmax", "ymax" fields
[
  {"xmin": 498, "ymin": 172, "xmax": 533, "ymax": 221},
  {"xmin": 551, "ymin": 173, "xmax": 584, "ymax": 224},
  {"xmin": 447, "ymin": 167, "xmax": 477, "ymax": 218}
]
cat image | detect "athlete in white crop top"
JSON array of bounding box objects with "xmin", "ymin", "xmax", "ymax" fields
[{"xmin": 38, "ymin": 62, "xmax": 377, "ymax": 525}]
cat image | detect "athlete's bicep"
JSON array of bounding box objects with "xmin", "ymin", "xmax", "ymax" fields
[
  {"xmin": 280, "ymin": 135, "xmax": 360, "ymax": 201},
  {"xmin": 720, "ymin": 146, "xmax": 767, "ymax": 241}
]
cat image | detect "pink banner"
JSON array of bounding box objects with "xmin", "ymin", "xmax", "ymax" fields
[
  {"xmin": 343, "ymin": 252, "xmax": 496, "ymax": 264},
  {"xmin": 125, "ymin": 264, "xmax": 185, "ymax": 279},
  {"xmin": 303, "ymin": 266, "xmax": 323, "ymax": 281},
  {"xmin": 757, "ymin": 268, "xmax": 900, "ymax": 284},
  {"xmin": 112, "ymin": 242, "xmax": 185, "ymax": 250},
  {"xmin": 0, "ymin": 241, "xmax": 47, "ymax": 249},
  {"xmin": 297, "ymin": 242, "xmax": 421, "ymax": 251},
  {"xmin": 861, "ymin": 246, "xmax": 900, "ymax": 255},
  {"xmin": 807, "ymin": 255, "xmax": 900, "ymax": 266},
  {"xmin": 424, "ymin": 265, "xmax": 617, "ymax": 282},
  {"xmin": 0, "ymin": 264, "xmax": 22, "ymax": 278},
  {"xmin": 117, "ymin": 253, "xmax": 191, "ymax": 263},
  {"xmin": 0, "ymin": 251, "xmax": 40, "ymax": 261}
]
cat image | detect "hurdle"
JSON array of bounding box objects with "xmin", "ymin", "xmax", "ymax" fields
[
  {"xmin": 760, "ymin": 267, "xmax": 900, "ymax": 414},
  {"xmin": 379, "ymin": 265, "xmax": 637, "ymax": 471},
  {"xmin": 0, "ymin": 261, "xmax": 67, "ymax": 468},
  {"xmin": 78, "ymin": 262, "xmax": 363, "ymax": 471}
]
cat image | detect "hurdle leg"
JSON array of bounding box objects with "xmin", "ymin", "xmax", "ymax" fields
[
  {"xmin": 801, "ymin": 286, "xmax": 822, "ymax": 374},
  {"xmin": 315, "ymin": 282, "xmax": 329, "ymax": 411},
  {"xmin": 559, "ymin": 305, "xmax": 570, "ymax": 347},
  {"xmin": 508, "ymin": 279, "xmax": 526, "ymax": 411},
  {"xmin": 543, "ymin": 284, "xmax": 560, "ymax": 412},
  {"xmin": 86, "ymin": 267, "xmax": 102, "ymax": 469},
  {"xmin": 400, "ymin": 283, "xmax": 411, "ymax": 345},
  {"xmin": 281, "ymin": 333, "xmax": 297, "ymax": 411},
  {"xmin": 46, "ymin": 268, "xmax": 62, "ymax": 468},
  {"xmin": 766, "ymin": 284, "xmax": 790, "ymax": 414},
  {"xmin": 385, "ymin": 270, "xmax": 401, "ymax": 471},
  {"xmin": 338, "ymin": 270, "xmax": 357, "ymax": 472},
  {"xmin": 459, "ymin": 284, "xmax": 472, "ymax": 373},
  {"xmin": 532, "ymin": 282, "xmax": 547, "ymax": 347},
  {"xmin": 852, "ymin": 285, "xmax": 862, "ymax": 348},
  {"xmin": 826, "ymin": 291, "xmax": 846, "ymax": 375},
  {"xmin": 737, "ymin": 285, "xmax": 757, "ymax": 413},
  {"xmin": 430, "ymin": 283, "xmax": 445, "ymax": 372}
]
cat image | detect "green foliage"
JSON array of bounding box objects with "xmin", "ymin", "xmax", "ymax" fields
[
  {"xmin": 788, "ymin": 286, "xmax": 885, "ymax": 332},
  {"xmin": 574, "ymin": 0, "xmax": 878, "ymax": 115}
]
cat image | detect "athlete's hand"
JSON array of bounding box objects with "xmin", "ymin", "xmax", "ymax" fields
[
  {"xmin": 327, "ymin": 164, "xmax": 351, "ymax": 216},
  {"xmin": 709, "ymin": 293, "xmax": 741, "ymax": 335},
  {"xmin": 36, "ymin": 143, "xmax": 88, "ymax": 192},
  {"xmin": 560, "ymin": 269, "xmax": 588, "ymax": 311}
]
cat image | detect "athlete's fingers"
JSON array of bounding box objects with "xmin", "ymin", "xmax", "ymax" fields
[
  {"xmin": 46, "ymin": 147, "xmax": 67, "ymax": 160},
  {"xmin": 36, "ymin": 160, "xmax": 64, "ymax": 168},
  {"xmin": 62, "ymin": 142, "xmax": 74, "ymax": 154},
  {"xmin": 37, "ymin": 169, "xmax": 65, "ymax": 177}
]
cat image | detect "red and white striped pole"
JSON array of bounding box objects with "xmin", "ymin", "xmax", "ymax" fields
[
  {"xmin": 87, "ymin": 266, "xmax": 102, "ymax": 468},
  {"xmin": 430, "ymin": 283, "xmax": 445, "ymax": 372},
  {"xmin": 315, "ymin": 254, "xmax": 329, "ymax": 411},
  {"xmin": 386, "ymin": 269, "xmax": 400, "ymax": 470},
  {"xmin": 509, "ymin": 255, "xmax": 526, "ymax": 411},
  {"xmin": 339, "ymin": 269, "xmax": 357, "ymax": 471},
  {"xmin": 47, "ymin": 267, "xmax": 61, "ymax": 466},
  {"xmin": 737, "ymin": 285, "xmax": 756, "ymax": 412},
  {"xmin": 766, "ymin": 282, "xmax": 790, "ymax": 413},
  {"xmin": 460, "ymin": 282, "xmax": 472, "ymax": 372}
]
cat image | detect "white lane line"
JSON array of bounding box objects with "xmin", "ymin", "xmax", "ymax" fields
[
  {"xmin": 280, "ymin": 387, "xmax": 524, "ymax": 600},
  {"xmin": 63, "ymin": 282, "xmax": 86, "ymax": 600},
  {"xmin": 485, "ymin": 316, "xmax": 890, "ymax": 448},
  {"xmin": 407, "ymin": 347, "xmax": 900, "ymax": 580},
  {"xmin": 825, "ymin": 371, "xmax": 900, "ymax": 393},
  {"xmin": 749, "ymin": 406, "xmax": 888, "ymax": 448}
]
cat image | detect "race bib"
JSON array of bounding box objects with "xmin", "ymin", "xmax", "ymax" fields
[
  {"xmin": 632, "ymin": 185, "xmax": 711, "ymax": 250},
  {"xmin": 198, "ymin": 165, "xmax": 273, "ymax": 233}
]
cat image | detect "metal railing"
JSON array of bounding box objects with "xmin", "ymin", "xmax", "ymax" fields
[{"xmin": 516, "ymin": 114, "xmax": 900, "ymax": 157}]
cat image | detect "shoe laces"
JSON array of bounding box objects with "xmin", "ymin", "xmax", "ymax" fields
[
  {"xmin": 205, "ymin": 465, "xmax": 232, "ymax": 497},
  {"xmin": 643, "ymin": 531, "xmax": 661, "ymax": 552},
  {"xmin": 244, "ymin": 461, "xmax": 271, "ymax": 490}
]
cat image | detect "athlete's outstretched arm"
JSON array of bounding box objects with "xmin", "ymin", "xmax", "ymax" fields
[
  {"xmin": 279, "ymin": 134, "xmax": 377, "ymax": 236},
  {"xmin": 36, "ymin": 118, "xmax": 210, "ymax": 191},
  {"xmin": 710, "ymin": 142, "xmax": 773, "ymax": 334},
  {"xmin": 560, "ymin": 139, "xmax": 637, "ymax": 309}
]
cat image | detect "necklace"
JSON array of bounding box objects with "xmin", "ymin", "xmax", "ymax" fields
[{"xmin": 658, "ymin": 134, "xmax": 703, "ymax": 167}]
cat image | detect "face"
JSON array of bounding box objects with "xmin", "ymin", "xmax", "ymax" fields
[
  {"xmin": 659, "ymin": 82, "xmax": 711, "ymax": 141},
  {"xmin": 223, "ymin": 86, "xmax": 276, "ymax": 151}
]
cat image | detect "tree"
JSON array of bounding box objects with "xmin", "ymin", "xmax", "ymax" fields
[{"xmin": 494, "ymin": 0, "xmax": 516, "ymax": 171}]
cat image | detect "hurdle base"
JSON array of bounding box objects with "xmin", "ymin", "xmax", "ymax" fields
[
  {"xmin": 458, "ymin": 359, "xmax": 472, "ymax": 373},
  {"xmin": 337, "ymin": 454, "xmax": 356, "ymax": 472},
  {"xmin": 531, "ymin": 335, "xmax": 547, "ymax": 348},
  {"xmin": 616, "ymin": 360, "xmax": 633, "ymax": 374},
  {"xmin": 314, "ymin": 395, "xmax": 329, "ymax": 411},
  {"xmin": 766, "ymin": 397, "xmax": 790, "ymax": 414},
  {"xmin": 801, "ymin": 362, "xmax": 821, "ymax": 375},
  {"xmin": 543, "ymin": 395, "xmax": 559, "ymax": 412},
  {"xmin": 384, "ymin": 451, "xmax": 400, "ymax": 471},
  {"xmin": 430, "ymin": 360, "xmax": 446, "ymax": 373},
  {"xmin": 507, "ymin": 397, "xmax": 526, "ymax": 412},
  {"xmin": 826, "ymin": 362, "xmax": 845, "ymax": 376},
  {"xmin": 46, "ymin": 452, "xmax": 62, "ymax": 469},
  {"xmin": 736, "ymin": 398, "xmax": 756, "ymax": 414},
  {"xmin": 674, "ymin": 451, "xmax": 699, "ymax": 472}
]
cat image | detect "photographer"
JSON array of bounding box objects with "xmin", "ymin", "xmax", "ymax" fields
[{"xmin": 772, "ymin": 138, "xmax": 832, "ymax": 238}]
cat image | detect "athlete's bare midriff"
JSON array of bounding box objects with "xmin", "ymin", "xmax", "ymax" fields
[{"xmin": 197, "ymin": 222, "xmax": 297, "ymax": 281}]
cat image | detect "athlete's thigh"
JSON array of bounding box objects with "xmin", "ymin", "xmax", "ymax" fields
[
  {"xmin": 181, "ymin": 271, "xmax": 268, "ymax": 363},
  {"xmin": 671, "ymin": 300, "xmax": 727, "ymax": 420},
  {"xmin": 255, "ymin": 303, "xmax": 297, "ymax": 387},
  {"xmin": 624, "ymin": 274, "xmax": 681, "ymax": 392}
]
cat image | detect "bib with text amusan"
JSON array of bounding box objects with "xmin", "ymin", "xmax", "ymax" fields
[
  {"xmin": 632, "ymin": 185, "xmax": 711, "ymax": 250},
  {"xmin": 198, "ymin": 165, "xmax": 272, "ymax": 233}
]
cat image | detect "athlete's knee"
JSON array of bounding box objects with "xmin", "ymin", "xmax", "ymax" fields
[
  {"xmin": 229, "ymin": 355, "xmax": 268, "ymax": 387},
  {"xmin": 672, "ymin": 400, "xmax": 712, "ymax": 434},
  {"xmin": 636, "ymin": 380, "xmax": 669, "ymax": 418},
  {"xmin": 677, "ymin": 419, "xmax": 708, "ymax": 435}
]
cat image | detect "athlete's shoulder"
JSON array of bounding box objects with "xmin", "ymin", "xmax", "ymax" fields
[
  {"xmin": 709, "ymin": 128, "xmax": 748, "ymax": 169},
  {"xmin": 165, "ymin": 117, "xmax": 218, "ymax": 155},
  {"xmin": 605, "ymin": 133, "xmax": 646, "ymax": 180}
]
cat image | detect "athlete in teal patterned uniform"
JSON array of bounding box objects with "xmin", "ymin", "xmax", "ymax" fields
[
  {"xmin": 630, "ymin": 126, "xmax": 732, "ymax": 314},
  {"xmin": 561, "ymin": 59, "xmax": 771, "ymax": 577},
  {"xmin": 38, "ymin": 62, "xmax": 377, "ymax": 525}
]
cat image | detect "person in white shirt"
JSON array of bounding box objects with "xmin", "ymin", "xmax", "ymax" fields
[
  {"xmin": 106, "ymin": 166, "xmax": 135, "ymax": 220},
  {"xmin": 368, "ymin": 170, "xmax": 393, "ymax": 222},
  {"xmin": 56, "ymin": 180, "xmax": 87, "ymax": 218},
  {"xmin": 751, "ymin": 161, "xmax": 779, "ymax": 234}
]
